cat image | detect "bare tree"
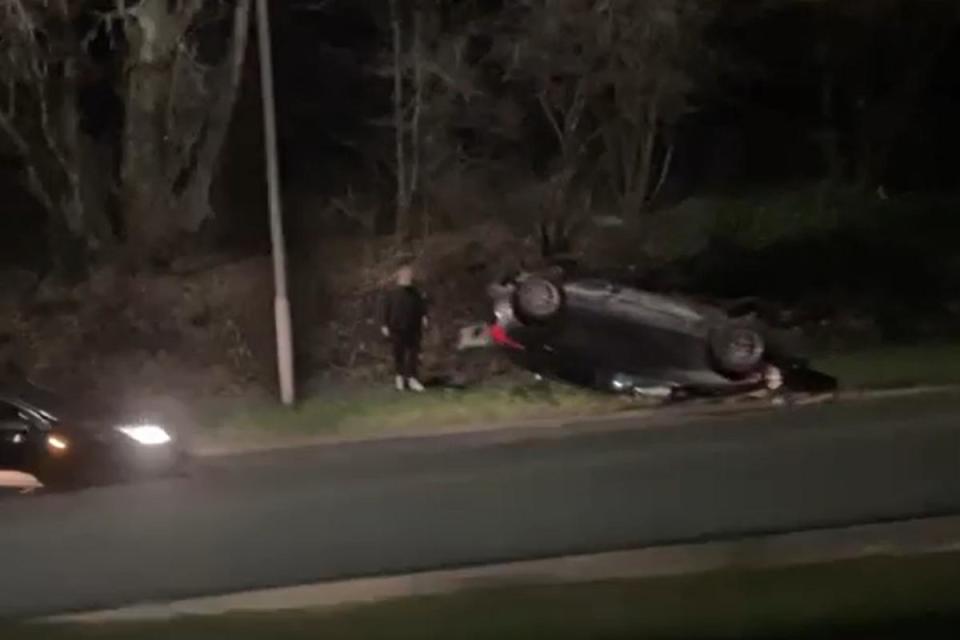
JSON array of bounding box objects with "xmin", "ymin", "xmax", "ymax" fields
[
  {"xmin": 501, "ymin": 0, "xmax": 597, "ymax": 200},
  {"xmin": 491, "ymin": 0, "xmax": 604, "ymax": 254},
  {"xmin": 0, "ymin": 1, "xmax": 115, "ymax": 267},
  {"xmin": 0, "ymin": 0, "xmax": 252, "ymax": 266},
  {"xmin": 379, "ymin": 0, "xmax": 483, "ymax": 240},
  {"xmin": 596, "ymin": 0, "xmax": 706, "ymax": 215},
  {"xmin": 497, "ymin": 0, "xmax": 708, "ymax": 221},
  {"xmin": 118, "ymin": 0, "xmax": 252, "ymax": 255}
]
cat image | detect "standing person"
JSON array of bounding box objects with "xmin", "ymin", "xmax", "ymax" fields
[{"xmin": 381, "ymin": 265, "xmax": 428, "ymax": 392}]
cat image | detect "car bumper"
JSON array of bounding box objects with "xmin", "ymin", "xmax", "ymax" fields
[
  {"xmin": 115, "ymin": 441, "xmax": 183, "ymax": 475},
  {"xmin": 33, "ymin": 435, "xmax": 185, "ymax": 487}
]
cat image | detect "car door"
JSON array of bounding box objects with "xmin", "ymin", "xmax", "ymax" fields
[{"xmin": 0, "ymin": 401, "xmax": 32, "ymax": 471}]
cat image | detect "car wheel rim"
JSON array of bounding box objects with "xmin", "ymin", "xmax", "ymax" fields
[
  {"xmin": 521, "ymin": 281, "xmax": 560, "ymax": 316},
  {"xmin": 728, "ymin": 329, "xmax": 763, "ymax": 365}
]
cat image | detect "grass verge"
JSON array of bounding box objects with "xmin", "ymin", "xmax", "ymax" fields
[
  {"xmin": 198, "ymin": 380, "xmax": 636, "ymax": 448},
  {"xmin": 194, "ymin": 343, "xmax": 960, "ymax": 449},
  {"xmin": 11, "ymin": 551, "xmax": 960, "ymax": 639},
  {"xmin": 815, "ymin": 343, "xmax": 960, "ymax": 390}
]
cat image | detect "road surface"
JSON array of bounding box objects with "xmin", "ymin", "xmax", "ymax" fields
[{"xmin": 2, "ymin": 393, "xmax": 960, "ymax": 618}]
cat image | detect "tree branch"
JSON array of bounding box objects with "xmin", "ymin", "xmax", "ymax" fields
[
  {"xmin": 650, "ymin": 141, "xmax": 674, "ymax": 202},
  {"xmin": 0, "ymin": 110, "xmax": 55, "ymax": 214},
  {"xmin": 538, "ymin": 90, "xmax": 565, "ymax": 151},
  {"xmin": 564, "ymin": 78, "xmax": 587, "ymax": 140},
  {"xmin": 184, "ymin": 0, "xmax": 252, "ymax": 222}
]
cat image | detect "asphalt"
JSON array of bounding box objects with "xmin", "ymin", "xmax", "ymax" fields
[{"xmin": 2, "ymin": 393, "xmax": 960, "ymax": 618}]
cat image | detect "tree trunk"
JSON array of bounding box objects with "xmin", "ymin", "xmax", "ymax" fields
[
  {"xmin": 634, "ymin": 125, "xmax": 657, "ymax": 214},
  {"xmin": 634, "ymin": 99, "xmax": 660, "ymax": 215},
  {"xmin": 120, "ymin": 0, "xmax": 251, "ymax": 260},
  {"xmin": 181, "ymin": 0, "xmax": 253, "ymax": 232},
  {"xmin": 409, "ymin": 5, "xmax": 424, "ymax": 237},
  {"xmin": 391, "ymin": 0, "xmax": 410, "ymax": 241},
  {"xmin": 121, "ymin": 62, "xmax": 169, "ymax": 254}
]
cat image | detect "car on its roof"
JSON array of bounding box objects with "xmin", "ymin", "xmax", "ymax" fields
[
  {"xmin": 462, "ymin": 270, "xmax": 836, "ymax": 398},
  {"xmin": 0, "ymin": 382, "xmax": 187, "ymax": 490}
]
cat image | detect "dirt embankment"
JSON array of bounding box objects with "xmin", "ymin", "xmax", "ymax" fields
[
  {"xmin": 0, "ymin": 223, "xmax": 533, "ymax": 411},
  {"xmin": 0, "ymin": 257, "xmax": 276, "ymax": 418}
]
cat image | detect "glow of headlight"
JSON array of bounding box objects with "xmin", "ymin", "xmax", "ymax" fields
[{"xmin": 117, "ymin": 425, "xmax": 172, "ymax": 446}]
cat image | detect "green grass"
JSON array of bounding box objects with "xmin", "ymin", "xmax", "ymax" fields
[
  {"xmin": 12, "ymin": 552, "xmax": 960, "ymax": 639},
  {"xmin": 193, "ymin": 343, "xmax": 960, "ymax": 449},
  {"xmin": 815, "ymin": 343, "xmax": 960, "ymax": 390},
  {"xmin": 198, "ymin": 380, "xmax": 637, "ymax": 447}
]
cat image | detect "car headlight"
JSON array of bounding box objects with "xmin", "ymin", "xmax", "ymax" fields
[
  {"xmin": 116, "ymin": 424, "xmax": 172, "ymax": 446},
  {"xmin": 47, "ymin": 434, "xmax": 70, "ymax": 453}
]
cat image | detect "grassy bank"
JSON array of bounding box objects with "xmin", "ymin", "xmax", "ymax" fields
[
  {"xmin": 13, "ymin": 551, "xmax": 960, "ymax": 639},
  {"xmin": 192, "ymin": 343, "xmax": 960, "ymax": 448},
  {"xmin": 198, "ymin": 379, "xmax": 635, "ymax": 447},
  {"xmin": 815, "ymin": 343, "xmax": 960, "ymax": 390}
]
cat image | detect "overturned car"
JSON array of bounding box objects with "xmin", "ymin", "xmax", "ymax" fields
[{"xmin": 460, "ymin": 271, "xmax": 837, "ymax": 398}]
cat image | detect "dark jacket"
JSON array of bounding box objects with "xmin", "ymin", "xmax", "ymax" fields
[{"xmin": 382, "ymin": 286, "xmax": 428, "ymax": 335}]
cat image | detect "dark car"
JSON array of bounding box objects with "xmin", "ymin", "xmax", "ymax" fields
[
  {"xmin": 0, "ymin": 383, "xmax": 187, "ymax": 489},
  {"xmin": 472, "ymin": 271, "xmax": 836, "ymax": 397}
]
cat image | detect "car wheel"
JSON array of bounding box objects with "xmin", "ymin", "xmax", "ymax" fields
[
  {"xmin": 513, "ymin": 277, "xmax": 563, "ymax": 322},
  {"xmin": 710, "ymin": 323, "xmax": 766, "ymax": 376}
]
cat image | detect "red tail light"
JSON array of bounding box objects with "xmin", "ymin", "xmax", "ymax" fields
[{"xmin": 490, "ymin": 324, "xmax": 524, "ymax": 350}]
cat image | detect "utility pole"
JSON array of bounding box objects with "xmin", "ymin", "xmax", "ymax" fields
[{"xmin": 255, "ymin": 0, "xmax": 295, "ymax": 405}]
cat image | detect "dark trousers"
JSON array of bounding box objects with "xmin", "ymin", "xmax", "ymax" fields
[{"xmin": 392, "ymin": 332, "xmax": 421, "ymax": 379}]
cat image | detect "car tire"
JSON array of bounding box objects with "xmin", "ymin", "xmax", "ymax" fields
[
  {"xmin": 710, "ymin": 323, "xmax": 766, "ymax": 376},
  {"xmin": 513, "ymin": 276, "xmax": 563, "ymax": 322}
]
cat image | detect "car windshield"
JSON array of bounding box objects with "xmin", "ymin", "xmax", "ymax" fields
[{"xmin": 5, "ymin": 382, "xmax": 109, "ymax": 422}]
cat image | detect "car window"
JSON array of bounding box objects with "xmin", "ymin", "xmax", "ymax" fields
[{"xmin": 0, "ymin": 401, "xmax": 27, "ymax": 429}]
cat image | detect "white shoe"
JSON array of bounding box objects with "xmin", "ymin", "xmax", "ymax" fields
[
  {"xmin": 395, "ymin": 375, "xmax": 405, "ymax": 391},
  {"xmin": 407, "ymin": 377, "xmax": 425, "ymax": 392}
]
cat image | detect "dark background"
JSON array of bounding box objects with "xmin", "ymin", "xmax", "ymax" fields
[{"xmin": 3, "ymin": 0, "xmax": 959, "ymax": 267}]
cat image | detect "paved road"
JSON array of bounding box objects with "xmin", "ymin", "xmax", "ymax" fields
[{"xmin": 2, "ymin": 393, "xmax": 960, "ymax": 618}]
